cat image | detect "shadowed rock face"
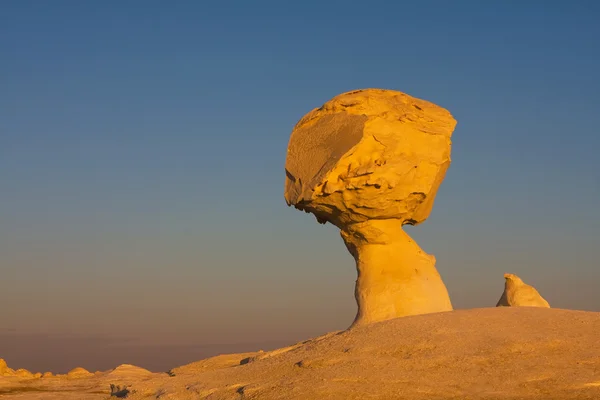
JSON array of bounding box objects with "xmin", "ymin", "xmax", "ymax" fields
[
  {"xmin": 285, "ymin": 112, "xmax": 367, "ymax": 211},
  {"xmin": 284, "ymin": 89, "xmax": 457, "ymax": 326}
]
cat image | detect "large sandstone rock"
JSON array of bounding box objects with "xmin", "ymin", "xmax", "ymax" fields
[
  {"xmin": 284, "ymin": 89, "xmax": 457, "ymax": 326},
  {"xmin": 496, "ymin": 273, "xmax": 550, "ymax": 308}
]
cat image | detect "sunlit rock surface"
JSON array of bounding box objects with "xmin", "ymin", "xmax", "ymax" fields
[
  {"xmin": 66, "ymin": 367, "xmax": 93, "ymax": 379},
  {"xmin": 285, "ymin": 88, "xmax": 456, "ymax": 325},
  {"xmin": 497, "ymin": 273, "xmax": 551, "ymax": 308}
]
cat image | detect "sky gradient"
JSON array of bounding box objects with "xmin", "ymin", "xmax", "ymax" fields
[{"xmin": 2, "ymin": 1, "xmax": 599, "ymax": 372}]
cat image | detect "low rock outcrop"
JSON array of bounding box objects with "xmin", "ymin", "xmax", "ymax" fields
[
  {"xmin": 107, "ymin": 364, "xmax": 153, "ymax": 378},
  {"xmin": 67, "ymin": 367, "xmax": 93, "ymax": 378}
]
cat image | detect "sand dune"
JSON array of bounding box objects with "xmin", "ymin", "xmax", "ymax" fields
[{"xmin": 2, "ymin": 307, "xmax": 600, "ymax": 399}]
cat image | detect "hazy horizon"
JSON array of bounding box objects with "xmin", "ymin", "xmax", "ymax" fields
[{"xmin": 2, "ymin": 1, "xmax": 599, "ymax": 372}]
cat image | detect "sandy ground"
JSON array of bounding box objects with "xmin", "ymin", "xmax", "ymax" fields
[{"xmin": 1, "ymin": 307, "xmax": 600, "ymax": 399}]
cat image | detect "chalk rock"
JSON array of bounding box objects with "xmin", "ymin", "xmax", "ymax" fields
[
  {"xmin": 67, "ymin": 367, "xmax": 93, "ymax": 378},
  {"xmin": 496, "ymin": 273, "xmax": 550, "ymax": 308},
  {"xmin": 107, "ymin": 364, "xmax": 153, "ymax": 377},
  {"xmin": 0, "ymin": 360, "xmax": 16, "ymax": 377},
  {"xmin": 14, "ymin": 368, "xmax": 34, "ymax": 378},
  {"xmin": 285, "ymin": 89, "xmax": 456, "ymax": 326}
]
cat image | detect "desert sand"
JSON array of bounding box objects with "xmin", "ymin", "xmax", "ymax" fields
[{"xmin": 1, "ymin": 308, "xmax": 600, "ymax": 399}]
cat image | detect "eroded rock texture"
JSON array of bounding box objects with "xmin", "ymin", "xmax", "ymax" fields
[
  {"xmin": 497, "ymin": 273, "xmax": 550, "ymax": 308},
  {"xmin": 284, "ymin": 89, "xmax": 457, "ymax": 326}
]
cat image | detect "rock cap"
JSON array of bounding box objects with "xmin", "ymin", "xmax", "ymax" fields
[{"xmin": 285, "ymin": 88, "xmax": 456, "ymax": 228}]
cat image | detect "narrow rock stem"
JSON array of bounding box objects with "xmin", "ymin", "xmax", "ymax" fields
[{"xmin": 341, "ymin": 219, "xmax": 452, "ymax": 327}]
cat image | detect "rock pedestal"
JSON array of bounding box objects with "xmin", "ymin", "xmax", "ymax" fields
[{"xmin": 342, "ymin": 219, "xmax": 452, "ymax": 326}]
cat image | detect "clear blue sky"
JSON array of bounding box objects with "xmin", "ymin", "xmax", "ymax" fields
[{"xmin": 1, "ymin": 1, "xmax": 599, "ymax": 372}]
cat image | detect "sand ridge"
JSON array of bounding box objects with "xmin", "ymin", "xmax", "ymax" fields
[{"xmin": 1, "ymin": 307, "xmax": 600, "ymax": 399}]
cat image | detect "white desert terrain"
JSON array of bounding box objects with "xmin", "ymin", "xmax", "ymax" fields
[
  {"xmin": 1, "ymin": 308, "xmax": 600, "ymax": 399},
  {"xmin": 3, "ymin": 90, "xmax": 597, "ymax": 399}
]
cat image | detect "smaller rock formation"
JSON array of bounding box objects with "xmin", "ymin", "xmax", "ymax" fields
[
  {"xmin": 14, "ymin": 368, "xmax": 33, "ymax": 378},
  {"xmin": 0, "ymin": 359, "xmax": 7, "ymax": 375},
  {"xmin": 67, "ymin": 367, "xmax": 93, "ymax": 378},
  {"xmin": 41, "ymin": 371, "xmax": 53, "ymax": 378},
  {"xmin": 107, "ymin": 364, "xmax": 153, "ymax": 377},
  {"xmin": 0, "ymin": 359, "xmax": 27, "ymax": 377},
  {"xmin": 496, "ymin": 273, "xmax": 550, "ymax": 308}
]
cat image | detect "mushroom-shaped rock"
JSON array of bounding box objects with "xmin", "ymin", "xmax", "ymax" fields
[
  {"xmin": 496, "ymin": 273, "xmax": 550, "ymax": 308},
  {"xmin": 67, "ymin": 367, "xmax": 93, "ymax": 378},
  {"xmin": 284, "ymin": 89, "xmax": 456, "ymax": 326}
]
